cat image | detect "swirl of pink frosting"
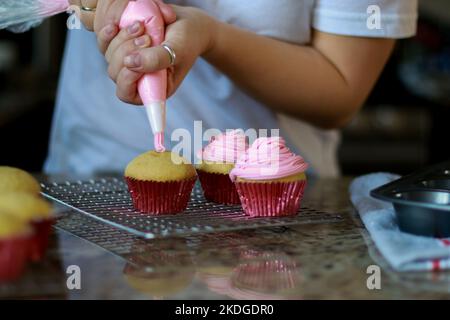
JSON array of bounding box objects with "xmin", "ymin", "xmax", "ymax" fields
[
  {"xmin": 198, "ymin": 129, "xmax": 248, "ymax": 164},
  {"xmin": 229, "ymin": 137, "xmax": 308, "ymax": 181}
]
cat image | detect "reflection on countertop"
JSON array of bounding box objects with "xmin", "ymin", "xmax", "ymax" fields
[{"xmin": 1, "ymin": 178, "xmax": 450, "ymax": 299}]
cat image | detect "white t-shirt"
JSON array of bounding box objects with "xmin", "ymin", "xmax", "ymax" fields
[{"xmin": 44, "ymin": 0, "xmax": 418, "ymax": 177}]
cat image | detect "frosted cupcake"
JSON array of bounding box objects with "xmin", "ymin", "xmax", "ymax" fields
[
  {"xmin": 0, "ymin": 166, "xmax": 41, "ymax": 194},
  {"xmin": 196, "ymin": 130, "xmax": 248, "ymax": 204},
  {"xmin": 0, "ymin": 213, "xmax": 33, "ymax": 282},
  {"xmin": 0, "ymin": 193, "xmax": 54, "ymax": 262},
  {"xmin": 230, "ymin": 137, "xmax": 308, "ymax": 217},
  {"xmin": 125, "ymin": 151, "xmax": 197, "ymax": 214}
]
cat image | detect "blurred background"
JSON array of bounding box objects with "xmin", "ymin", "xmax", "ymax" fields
[{"xmin": 0, "ymin": 1, "xmax": 449, "ymax": 176}]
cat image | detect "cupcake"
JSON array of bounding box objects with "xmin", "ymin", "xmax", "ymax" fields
[
  {"xmin": 125, "ymin": 151, "xmax": 197, "ymax": 214},
  {"xmin": 0, "ymin": 193, "xmax": 54, "ymax": 262},
  {"xmin": 196, "ymin": 130, "xmax": 248, "ymax": 204},
  {"xmin": 0, "ymin": 213, "xmax": 32, "ymax": 282},
  {"xmin": 229, "ymin": 137, "xmax": 308, "ymax": 217},
  {"xmin": 0, "ymin": 166, "xmax": 41, "ymax": 194}
]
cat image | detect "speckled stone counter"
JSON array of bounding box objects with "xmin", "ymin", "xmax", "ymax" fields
[{"xmin": 1, "ymin": 177, "xmax": 450, "ymax": 300}]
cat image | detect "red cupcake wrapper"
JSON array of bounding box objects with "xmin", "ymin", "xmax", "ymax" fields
[
  {"xmin": 125, "ymin": 177, "xmax": 197, "ymax": 215},
  {"xmin": 234, "ymin": 180, "xmax": 307, "ymax": 217},
  {"xmin": 0, "ymin": 235, "xmax": 30, "ymax": 282},
  {"xmin": 29, "ymin": 218, "xmax": 54, "ymax": 262},
  {"xmin": 197, "ymin": 170, "xmax": 241, "ymax": 205}
]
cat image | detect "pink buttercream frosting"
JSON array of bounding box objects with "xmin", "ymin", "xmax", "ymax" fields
[
  {"xmin": 154, "ymin": 132, "xmax": 165, "ymax": 153},
  {"xmin": 198, "ymin": 130, "xmax": 248, "ymax": 164},
  {"xmin": 229, "ymin": 137, "xmax": 308, "ymax": 181}
]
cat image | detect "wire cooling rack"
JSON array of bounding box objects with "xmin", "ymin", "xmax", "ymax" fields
[
  {"xmin": 41, "ymin": 177, "xmax": 342, "ymax": 239},
  {"xmin": 54, "ymin": 210, "xmax": 292, "ymax": 265}
]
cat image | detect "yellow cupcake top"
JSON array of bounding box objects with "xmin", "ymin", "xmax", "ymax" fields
[
  {"xmin": 0, "ymin": 166, "xmax": 41, "ymax": 194},
  {"xmin": 125, "ymin": 151, "xmax": 197, "ymax": 182},
  {"xmin": 196, "ymin": 161, "xmax": 235, "ymax": 175},
  {"xmin": 0, "ymin": 212, "xmax": 32, "ymax": 238},
  {"xmin": 0, "ymin": 192, "xmax": 53, "ymax": 222}
]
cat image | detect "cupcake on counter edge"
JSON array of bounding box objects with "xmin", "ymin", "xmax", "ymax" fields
[
  {"xmin": 196, "ymin": 130, "xmax": 248, "ymax": 205},
  {"xmin": 0, "ymin": 192, "xmax": 54, "ymax": 262},
  {"xmin": 0, "ymin": 166, "xmax": 41, "ymax": 194},
  {"xmin": 230, "ymin": 137, "xmax": 308, "ymax": 217},
  {"xmin": 125, "ymin": 151, "xmax": 197, "ymax": 214},
  {"xmin": 0, "ymin": 212, "xmax": 33, "ymax": 282}
]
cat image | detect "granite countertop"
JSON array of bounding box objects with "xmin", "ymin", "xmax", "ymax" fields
[{"xmin": 1, "ymin": 177, "xmax": 450, "ymax": 300}]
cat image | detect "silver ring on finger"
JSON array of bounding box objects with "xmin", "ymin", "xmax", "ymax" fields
[
  {"xmin": 162, "ymin": 44, "xmax": 177, "ymax": 66},
  {"xmin": 80, "ymin": 5, "xmax": 96, "ymax": 12}
]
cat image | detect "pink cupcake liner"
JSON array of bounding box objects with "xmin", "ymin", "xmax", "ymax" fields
[
  {"xmin": 29, "ymin": 218, "xmax": 54, "ymax": 262},
  {"xmin": 234, "ymin": 180, "xmax": 307, "ymax": 217},
  {"xmin": 125, "ymin": 177, "xmax": 196, "ymax": 214},
  {"xmin": 0, "ymin": 236, "xmax": 30, "ymax": 282},
  {"xmin": 197, "ymin": 170, "xmax": 240, "ymax": 205}
]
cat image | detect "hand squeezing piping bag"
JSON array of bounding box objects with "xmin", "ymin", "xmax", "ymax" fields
[
  {"xmin": 120, "ymin": 0, "xmax": 167, "ymax": 153},
  {"xmin": 0, "ymin": 0, "xmax": 167, "ymax": 153}
]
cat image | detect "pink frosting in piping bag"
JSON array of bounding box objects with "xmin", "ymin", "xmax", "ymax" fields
[
  {"xmin": 229, "ymin": 137, "xmax": 309, "ymax": 181},
  {"xmin": 120, "ymin": 0, "xmax": 167, "ymax": 153},
  {"xmin": 198, "ymin": 130, "xmax": 248, "ymax": 164}
]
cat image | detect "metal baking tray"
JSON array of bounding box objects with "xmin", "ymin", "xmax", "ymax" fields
[
  {"xmin": 371, "ymin": 160, "xmax": 450, "ymax": 237},
  {"xmin": 41, "ymin": 177, "xmax": 342, "ymax": 239}
]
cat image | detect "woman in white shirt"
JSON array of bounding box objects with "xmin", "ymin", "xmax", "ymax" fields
[{"xmin": 45, "ymin": 0, "xmax": 418, "ymax": 176}]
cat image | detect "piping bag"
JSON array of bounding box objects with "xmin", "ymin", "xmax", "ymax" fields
[
  {"xmin": 120, "ymin": 0, "xmax": 167, "ymax": 153},
  {"xmin": 0, "ymin": 0, "xmax": 168, "ymax": 153}
]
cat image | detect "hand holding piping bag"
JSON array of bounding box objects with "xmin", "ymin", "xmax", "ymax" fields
[
  {"xmin": 119, "ymin": 0, "xmax": 168, "ymax": 153},
  {"xmin": 98, "ymin": 3, "xmax": 217, "ymax": 124}
]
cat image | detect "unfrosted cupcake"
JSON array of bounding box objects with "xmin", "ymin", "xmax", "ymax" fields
[
  {"xmin": 0, "ymin": 166, "xmax": 41, "ymax": 194},
  {"xmin": 125, "ymin": 151, "xmax": 197, "ymax": 214},
  {"xmin": 230, "ymin": 137, "xmax": 308, "ymax": 217},
  {"xmin": 0, "ymin": 192, "xmax": 54, "ymax": 262},
  {"xmin": 0, "ymin": 212, "xmax": 33, "ymax": 282},
  {"xmin": 196, "ymin": 130, "xmax": 248, "ymax": 204}
]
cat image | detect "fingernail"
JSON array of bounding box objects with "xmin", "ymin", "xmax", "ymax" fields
[
  {"xmin": 128, "ymin": 21, "xmax": 140, "ymax": 35},
  {"xmin": 104, "ymin": 24, "xmax": 116, "ymax": 36},
  {"xmin": 124, "ymin": 53, "xmax": 141, "ymax": 68},
  {"xmin": 134, "ymin": 36, "xmax": 148, "ymax": 47}
]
